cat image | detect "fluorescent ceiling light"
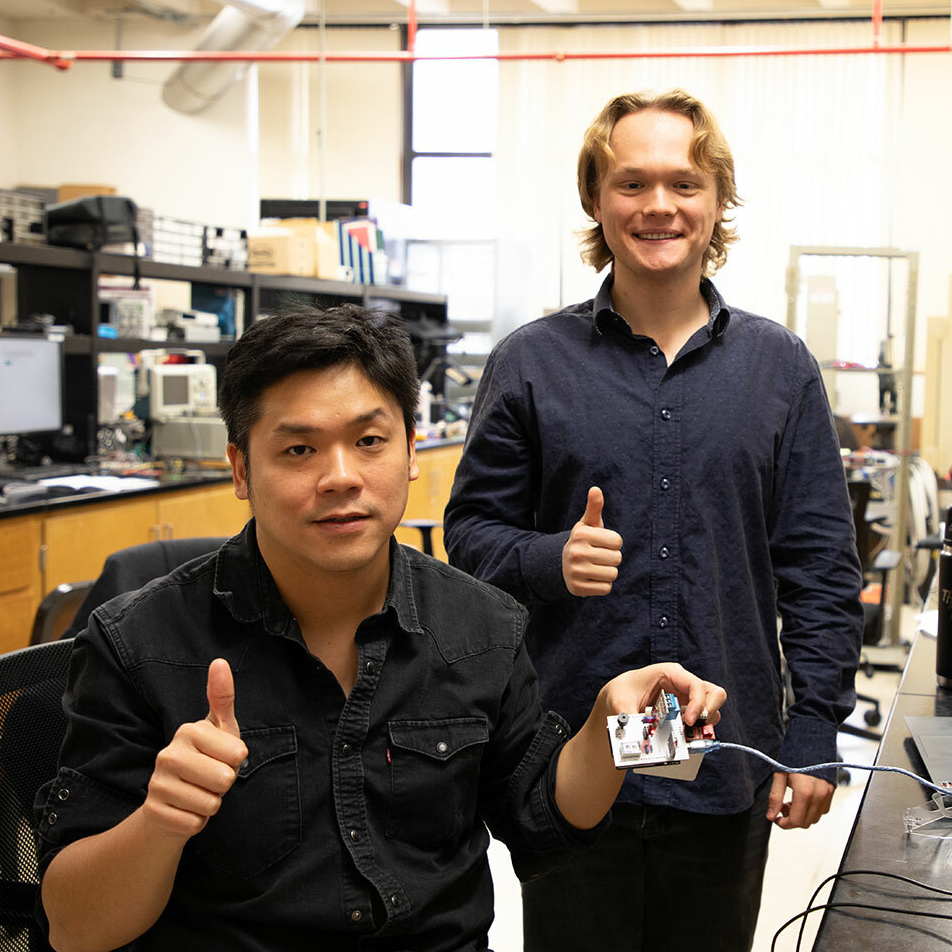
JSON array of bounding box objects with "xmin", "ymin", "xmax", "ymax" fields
[
  {"xmin": 528, "ymin": 0, "xmax": 580, "ymax": 13},
  {"xmin": 391, "ymin": 0, "xmax": 452, "ymax": 14}
]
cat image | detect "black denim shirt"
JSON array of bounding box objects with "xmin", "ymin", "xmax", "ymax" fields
[
  {"xmin": 36, "ymin": 524, "xmax": 600, "ymax": 951},
  {"xmin": 444, "ymin": 276, "xmax": 864, "ymax": 813}
]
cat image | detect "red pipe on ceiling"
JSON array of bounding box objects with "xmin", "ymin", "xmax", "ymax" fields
[
  {"xmin": 407, "ymin": 0, "xmax": 417, "ymax": 54},
  {"xmin": 1, "ymin": 44, "xmax": 949, "ymax": 64},
  {"xmin": 0, "ymin": 0, "xmax": 949, "ymax": 71},
  {"xmin": 0, "ymin": 33, "xmax": 72, "ymax": 70},
  {"xmin": 872, "ymin": 0, "xmax": 884, "ymax": 46}
]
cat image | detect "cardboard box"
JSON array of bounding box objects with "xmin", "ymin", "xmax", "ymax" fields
[
  {"xmin": 247, "ymin": 230, "xmax": 315, "ymax": 277},
  {"xmin": 252, "ymin": 218, "xmax": 344, "ymax": 279},
  {"xmin": 314, "ymin": 222, "xmax": 341, "ymax": 280},
  {"xmin": 56, "ymin": 184, "xmax": 118, "ymax": 202}
]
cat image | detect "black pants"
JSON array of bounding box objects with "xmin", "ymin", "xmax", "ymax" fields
[{"xmin": 522, "ymin": 777, "xmax": 773, "ymax": 952}]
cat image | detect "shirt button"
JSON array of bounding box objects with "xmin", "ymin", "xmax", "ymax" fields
[
  {"xmin": 341, "ymin": 743, "xmax": 353, "ymax": 756},
  {"xmin": 349, "ymin": 829, "xmax": 361, "ymax": 841},
  {"xmin": 47, "ymin": 812, "xmax": 57, "ymax": 825},
  {"xmin": 650, "ymin": 345, "xmax": 660, "ymax": 356},
  {"xmin": 660, "ymin": 408, "xmax": 672, "ymax": 420},
  {"xmin": 659, "ymin": 546, "xmax": 669, "ymax": 559},
  {"xmin": 350, "ymin": 909, "xmax": 362, "ymax": 922},
  {"xmin": 660, "ymin": 477, "xmax": 670, "ymax": 490},
  {"xmin": 436, "ymin": 741, "xmax": 449, "ymax": 754},
  {"xmin": 659, "ymin": 615, "xmax": 669, "ymax": 629},
  {"xmin": 57, "ymin": 788, "xmax": 70, "ymax": 801},
  {"xmin": 365, "ymin": 660, "xmax": 377, "ymax": 674},
  {"xmin": 390, "ymin": 895, "xmax": 400, "ymax": 907}
]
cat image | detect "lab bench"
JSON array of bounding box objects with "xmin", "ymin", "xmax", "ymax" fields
[
  {"xmin": 0, "ymin": 440, "xmax": 463, "ymax": 654},
  {"xmin": 813, "ymin": 632, "xmax": 952, "ymax": 949}
]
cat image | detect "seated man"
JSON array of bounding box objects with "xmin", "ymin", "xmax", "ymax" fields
[{"xmin": 35, "ymin": 304, "xmax": 725, "ymax": 952}]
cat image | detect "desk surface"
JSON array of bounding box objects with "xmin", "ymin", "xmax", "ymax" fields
[
  {"xmin": 813, "ymin": 634, "xmax": 952, "ymax": 949},
  {"xmin": 0, "ymin": 468, "xmax": 235, "ymax": 519}
]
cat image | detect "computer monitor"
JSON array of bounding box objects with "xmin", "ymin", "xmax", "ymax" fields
[{"xmin": 0, "ymin": 335, "xmax": 63, "ymax": 436}]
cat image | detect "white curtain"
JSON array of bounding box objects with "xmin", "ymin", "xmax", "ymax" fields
[{"xmin": 494, "ymin": 19, "xmax": 905, "ymax": 339}]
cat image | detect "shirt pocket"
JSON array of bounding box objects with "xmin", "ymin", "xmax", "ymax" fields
[
  {"xmin": 386, "ymin": 717, "xmax": 489, "ymax": 850},
  {"xmin": 191, "ymin": 725, "xmax": 301, "ymax": 879}
]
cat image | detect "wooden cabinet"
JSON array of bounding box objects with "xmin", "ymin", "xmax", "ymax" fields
[
  {"xmin": 2, "ymin": 444, "xmax": 452, "ymax": 654},
  {"xmin": 154, "ymin": 483, "xmax": 250, "ymax": 541},
  {"xmin": 395, "ymin": 443, "xmax": 462, "ymax": 562},
  {"xmin": 0, "ymin": 481, "xmax": 251, "ymax": 653},
  {"xmin": 42, "ymin": 496, "xmax": 158, "ymax": 591},
  {"xmin": 0, "ymin": 515, "xmax": 42, "ymax": 654},
  {"xmin": 41, "ymin": 484, "xmax": 250, "ymax": 593}
]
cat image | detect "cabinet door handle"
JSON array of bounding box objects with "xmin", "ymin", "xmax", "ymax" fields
[
  {"xmin": 150, "ymin": 524, "xmax": 160, "ymax": 541},
  {"xmin": 162, "ymin": 523, "xmax": 174, "ymax": 540},
  {"xmin": 39, "ymin": 543, "xmax": 47, "ymax": 573}
]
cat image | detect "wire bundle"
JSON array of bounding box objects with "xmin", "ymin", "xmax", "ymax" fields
[
  {"xmin": 699, "ymin": 741, "xmax": 952, "ymax": 948},
  {"xmin": 772, "ymin": 870, "xmax": 952, "ymax": 951}
]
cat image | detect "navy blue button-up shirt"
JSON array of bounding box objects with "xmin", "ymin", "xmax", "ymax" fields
[
  {"xmin": 444, "ymin": 275, "xmax": 863, "ymax": 814},
  {"xmin": 36, "ymin": 524, "xmax": 601, "ymax": 951}
]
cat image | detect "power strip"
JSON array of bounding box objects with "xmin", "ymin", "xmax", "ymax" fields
[{"xmin": 606, "ymin": 692, "xmax": 714, "ymax": 781}]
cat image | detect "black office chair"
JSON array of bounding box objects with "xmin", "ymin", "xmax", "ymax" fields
[
  {"xmin": 0, "ymin": 638, "xmax": 73, "ymax": 952},
  {"xmin": 30, "ymin": 582, "xmax": 94, "ymax": 646},
  {"xmin": 34, "ymin": 537, "xmax": 228, "ymax": 645},
  {"xmin": 839, "ymin": 479, "xmax": 903, "ymax": 744}
]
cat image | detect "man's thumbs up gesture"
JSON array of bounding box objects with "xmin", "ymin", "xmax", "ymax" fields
[
  {"xmin": 561, "ymin": 486, "xmax": 624, "ymax": 597},
  {"xmin": 206, "ymin": 657, "xmax": 242, "ymax": 738},
  {"xmin": 143, "ymin": 659, "xmax": 248, "ymax": 841}
]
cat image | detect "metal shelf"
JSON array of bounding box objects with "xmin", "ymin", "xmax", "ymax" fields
[
  {"xmin": 787, "ymin": 244, "xmax": 920, "ymax": 647},
  {"xmin": 0, "ymin": 241, "xmax": 449, "ymax": 461}
]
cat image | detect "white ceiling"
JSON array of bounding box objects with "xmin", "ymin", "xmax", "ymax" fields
[{"xmin": 1, "ymin": 0, "xmax": 948, "ymax": 28}]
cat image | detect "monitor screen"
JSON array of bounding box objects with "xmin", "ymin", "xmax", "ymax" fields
[
  {"xmin": 0, "ymin": 336, "xmax": 63, "ymax": 436},
  {"xmin": 161, "ymin": 373, "xmax": 190, "ymax": 407}
]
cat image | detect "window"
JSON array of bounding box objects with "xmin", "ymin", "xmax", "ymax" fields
[
  {"xmin": 407, "ymin": 27, "xmax": 499, "ymax": 385},
  {"xmin": 409, "ymin": 28, "xmax": 498, "ymax": 242}
]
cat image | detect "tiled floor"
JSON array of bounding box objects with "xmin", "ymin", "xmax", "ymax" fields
[{"xmin": 485, "ymin": 614, "xmax": 915, "ymax": 952}]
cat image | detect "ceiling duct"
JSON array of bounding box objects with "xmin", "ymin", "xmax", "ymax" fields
[{"xmin": 162, "ymin": 0, "xmax": 306, "ymax": 114}]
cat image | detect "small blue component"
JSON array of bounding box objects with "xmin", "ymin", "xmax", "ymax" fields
[{"xmin": 663, "ymin": 693, "xmax": 680, "ymax": 722}]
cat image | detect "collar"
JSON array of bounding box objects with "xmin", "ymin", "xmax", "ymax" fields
[
  {"xmin": 381, "ymin": 539, "xmax": 426, "ymax": 637},
  {"xmin": 213, "ymin": 522, "xmax": 424, "ymax": 640},
  {"xmin": 591, "ymin": 271, "xmax": 732, "ymax": 339}
]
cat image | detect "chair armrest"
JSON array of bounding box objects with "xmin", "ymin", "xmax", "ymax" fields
[{"xmin": 871, "ymin": 549, "xmax": 902, "ymax": 572}]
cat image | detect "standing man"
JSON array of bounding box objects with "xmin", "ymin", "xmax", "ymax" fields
[
  {"xmin": 35, "ymin": 303, "xmax": 725, "ymax": 952},
  {"xmin": 444, "ymin": 89, "xmax": 863, "ymax": 951}
]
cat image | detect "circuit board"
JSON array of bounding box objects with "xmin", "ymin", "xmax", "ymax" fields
[{"xmin": 606, "ymin": 692, "xmax": 714, "ymax": 781}]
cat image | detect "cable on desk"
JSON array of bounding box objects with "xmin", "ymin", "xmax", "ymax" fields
[
  {"xmin": 771, "ymin": 899, "xmax": 952, "ymax": 952},
  {"xmin": 662, "ymin": 734, "xmax": 952, "ymax": 946},
  {"xmin": 697, "ymin": 741, "xmax": 952, "ymax": 948},
  {"xmin": 788, "ymin": 869, "xmax": 952, "ymax": 952}
]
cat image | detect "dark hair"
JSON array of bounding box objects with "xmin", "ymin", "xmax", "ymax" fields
[
  {"xmin": 219, "ymin": 302, "xmax": 420, "ymax": 458},
  {"xmin": 577, "ymin": 88, "xmax": 741, "ymax": 276}
]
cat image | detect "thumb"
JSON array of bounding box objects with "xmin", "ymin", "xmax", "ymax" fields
[
  {"xmin": 206, "ymin": 658, "xmax": 241, "ymax": 738},
  {"xmin": 580, "ymin": 486, "xmax": 604, "ymax": 528}
]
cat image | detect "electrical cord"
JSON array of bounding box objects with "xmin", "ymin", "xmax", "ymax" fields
[
  {"xmin": 772, "ymin": 898, "xmax": 952, "ymax": 952},
  {"xmin": 698, "ymin": 740, "xmax": 952, "ymax": 798},
  {"xmin": 694, "ymin": 741, "xmax": 952, "ymax": 948},
  {"xmin": 786, "ymin": 869, "xmax": 952, "ymax": 952}
]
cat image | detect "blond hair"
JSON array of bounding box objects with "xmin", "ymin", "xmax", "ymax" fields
[{"xmin": 577, "ymin": 89, "xmax": 740, "ymax": 275}]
